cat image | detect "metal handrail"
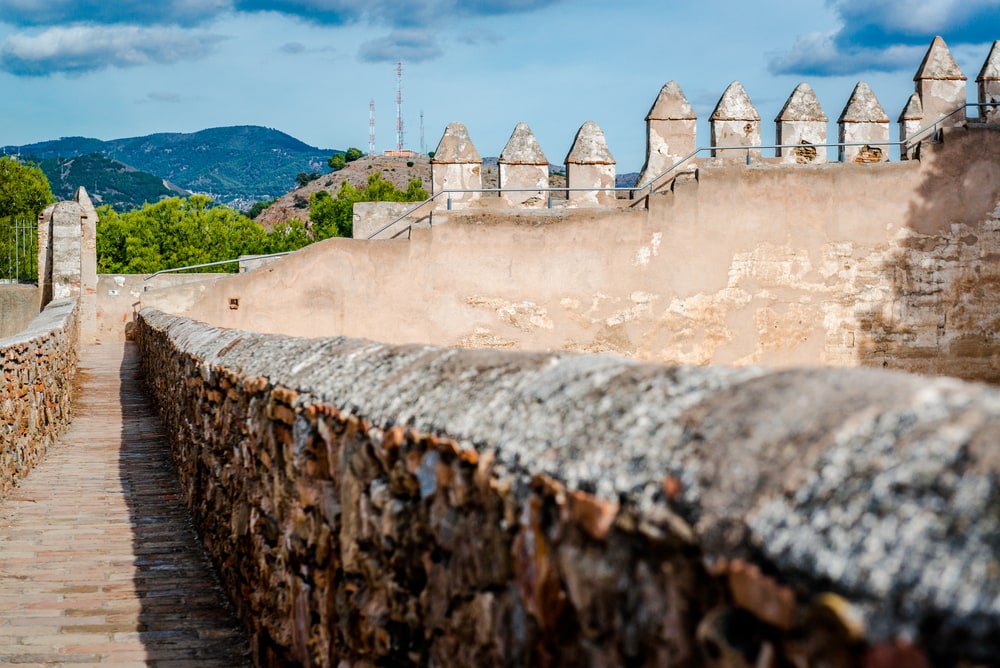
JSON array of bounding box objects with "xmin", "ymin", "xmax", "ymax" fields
[
  {"xmin": 365, "ymin": 102, "xmax": 995, "ymax": 240},
  {"xmin": 631, "ymin": 102, "xmax": 993, "ymax": 199},
  {"xmin": 144, "ymin": 251, "xmax": 292, "ymax": 281}
]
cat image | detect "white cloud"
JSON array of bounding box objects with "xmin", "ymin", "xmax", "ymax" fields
[
  {"xmin": 358, "ymin": 29, "xmax": 442, "ymax": 63},
  {"xmin": 0, "ymin": 25, "xmax": 226, "ymax": 76}
]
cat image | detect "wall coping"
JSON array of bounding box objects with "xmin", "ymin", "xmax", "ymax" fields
[{"xmin": 139, "ymin": 306, "xmax": 1000, "ymax": 657}]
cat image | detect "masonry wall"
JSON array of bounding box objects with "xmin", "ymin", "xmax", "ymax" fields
[
  {"xmin": 0, "ymin": 298, "xmax": 78, "ymax": 499},
  {"xmin": 137, "ymin": 306, "xmax": 1000, "ymax": 666},
  {"xmin": 157, "ymin": 125, "xmax": 1000, "ymax": 384}
]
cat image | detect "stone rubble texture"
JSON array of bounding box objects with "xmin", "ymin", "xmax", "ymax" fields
[
  {"xmin": 137, "ymin": 307, "xmax": 1000, "ymax": 667},
  {"xmin": 0, "ymin": 298, "xmax": 78, "ymax": 499}
]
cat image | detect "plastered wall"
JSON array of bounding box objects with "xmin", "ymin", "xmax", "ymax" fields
[{"xmin": 156, "ymin": 125, "xmax": 1000, "ymax": 383}]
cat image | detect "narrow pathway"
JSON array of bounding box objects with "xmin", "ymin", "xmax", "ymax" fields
[{"xmin": 0, "ymin": 342, "xmax": 250, "ymax": 667}]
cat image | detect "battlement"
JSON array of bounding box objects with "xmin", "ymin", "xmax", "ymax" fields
[{"xmin": 424, "ymin": 36, "xmax": 1000, "ymax": 210}]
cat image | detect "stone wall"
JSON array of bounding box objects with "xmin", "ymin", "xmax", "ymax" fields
[
  {"xmin": 137, "ymin": 306, "xmax": 1000, "ymax": 667},
  {"xmin": 156, "ymin": 125, "xmax": 1000, "ymax": 385},
  {"xmin": 0, "ymin": 298, "xmax": 78, "ymax": 499}
]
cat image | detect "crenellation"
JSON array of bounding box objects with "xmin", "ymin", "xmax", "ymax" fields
[
  {"xmin": 899, "ymin": 92, "xmax": 924, "ymax": 159},
  {"xmin": 838, "ymin": 82, "xmax": 890, "ymax": 163},
  {"xmin": 498, "ymin": 122, "xmax": 549, "ymax": 206},
  {"xmin": 431, "ymin": 122, "xmax": 483, "ymax": 209},
  {"xmin": 914, "ymin": 35, "xmax": 967, "ymax": 126},
  {"xmin": 775, "ymin": 82, "xmax": 828, "ymax": 164},
  {"xmin": 564, "ymin": 120, "xmax": 616, "ymax": 206},
  {"xmin": 710, "ymin": 81, "xmax": 761, "ymax": 162},
  {"xmin": 635, "ymin": 80, "xmax": 697, "ymax": 188},
  {"xmin": 979, "ymin": 40, "xmax": 1000, "ymax": 123}
]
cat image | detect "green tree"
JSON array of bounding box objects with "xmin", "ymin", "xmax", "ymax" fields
[
  {"xmin": 247, "ymin": 198, "xmax": 276, "ymax": 219},
  {"xmin": 0, "ymin": 157, "xmax": 54, "ymax": 280},
  {"xmin": 295, "ymin": 171, "xmax": 319, "ymax": 188},
  {"xmin": 96, "ymin": 196, "xmax": 315, "ymax": 274},
  {"xmin": 310, "ymin": 173, "xmax": 428, "ymax": 240},
  {"xmin": 327, "ymin": 153, "xmax": 346, "ymax": 171},
  {"xmin": 345, "ymin": 147, "xmax": 364, "ymax": 162}
]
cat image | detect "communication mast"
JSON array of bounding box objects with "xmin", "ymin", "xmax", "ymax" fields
[
  {"xmin": 419, "ymin": 109, "xmax": 425, "ymax": 155},
  {"xmin": 395, "ymin": 61, "xmax": 404, "ymax": 152},
  {"xmin": 368, "ymin": 98, "xmax": 376, "ymax": 157}
]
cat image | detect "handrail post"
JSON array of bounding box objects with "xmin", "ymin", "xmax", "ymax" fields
[{"xmin": 446, "ymin": 194, "xmax": 452, "ymax": 211}]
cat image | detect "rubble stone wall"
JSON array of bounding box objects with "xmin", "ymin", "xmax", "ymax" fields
[
  {"xmin": 137, "ymin": 306, "xmax": 1000, "ymax": 667},
  {"xmin": 0, "ymin": 298, "xmax": 78, "ymax": 499}
]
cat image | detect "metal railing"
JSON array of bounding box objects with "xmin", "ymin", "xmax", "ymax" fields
[
  {"xmin": 143, "ymin": 251, "xmax": 292, "ymax": 281},
  {"xmin": 630, "ymin": 102, "xmax": 993, "ymax": 200},
  {"xmin": 0, "ymin": 215, "xmax": 37, "ymax": 283},
  {"xmin": 367, "ymin": 102, "xmax": 995, "ymax": 239}
]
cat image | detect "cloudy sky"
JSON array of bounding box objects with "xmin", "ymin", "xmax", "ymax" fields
[{"xmin": 1, "ymin": 0, "xmax": 998, "ymax": 172}]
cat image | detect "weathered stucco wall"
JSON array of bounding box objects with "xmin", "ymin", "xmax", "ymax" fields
[
  {"xmin": 95, "ymin": 273, "xmax": 227, "ymax": 341},
  {"xmin": 157, "ymin": 125, "xmax": 1000, "ymax": 384},
  {"xmin": 138, "ymin": 307, "xmax": 1000, "ymax": 666},
  {"xmin": 0, "ymin": 284, "xmax": 40, "ymax": 338},
  {"xmin": 0, "ymin": 298, "xmax": 78, "ymax": 499}
]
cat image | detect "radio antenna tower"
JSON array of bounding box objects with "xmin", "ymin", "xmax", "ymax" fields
[
  {"xmin": 368, "ymin": 98, "xmax": 376, "ymax": 157},
  {"xmin": 419, "ymin": 109, "xmax": 425, "ymax": 155},
  {"xmin": 395, "ymin": 61, "xmax": 404, "ymax": 152}
]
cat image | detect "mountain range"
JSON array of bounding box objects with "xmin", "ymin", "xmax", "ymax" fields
[{"xmin": 3, "ymin": 126, "xmax": 337, "ymax": 210}]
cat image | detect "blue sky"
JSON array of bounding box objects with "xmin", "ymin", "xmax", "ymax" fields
[{"xmin": 0, "ymin": 0, "xmax": 998, "ymax": 172}]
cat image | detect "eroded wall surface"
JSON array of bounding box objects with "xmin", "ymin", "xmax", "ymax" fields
[
  {"xmin": 138, "ymin": 307, "xmax": 1000, "ymax": 666},
  {"xmin": 0, "ymin": 298, "xmax": 78, "ymax": 498},
  {"xmin": 161, "ymin": 125, "xmax": 1000, "ymax": 383}
]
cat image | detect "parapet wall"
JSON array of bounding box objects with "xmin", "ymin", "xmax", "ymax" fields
[
  {"xmin": 0, "ymin": 298, "xmax": 78, "ymax": 499},
  {"xmin": 137, "ymin": 307, "xmax": 1000, "ymax": 667}
]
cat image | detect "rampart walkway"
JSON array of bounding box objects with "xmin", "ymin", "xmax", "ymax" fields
[{"xmin": 0, "ymin": 342, "xmax": 250, "ymax": 666}]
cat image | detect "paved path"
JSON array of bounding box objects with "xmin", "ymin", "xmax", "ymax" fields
[{"xmin": 0, "ymin": 342, "xmax": 250, "ymax": 667}]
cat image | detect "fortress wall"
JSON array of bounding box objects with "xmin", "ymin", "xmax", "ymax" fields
[
  {"xmin": 137, "ymin": 306, "xmax": 1000, "ymax": 666},
  {"xmin": 95, "ymin": 272, "xmax": 227, "ymax": 341},
  {"xmin": 158, "ymin": 125, "xmax": 1000, "ymax": 383},
  {"xmin": 0, "ymin": 298, "xmax": 78, "ymax": 499}
]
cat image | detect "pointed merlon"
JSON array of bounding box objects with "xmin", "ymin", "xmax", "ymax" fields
[
  {"xmin": 838, "ymin": 82, "xmax": 890, "ymax": 123},
  {"xmin": 646, "ymin": 81, "xmax": 696, "ymax": 121},
  {"xmin": 978, "ymin": 40, "xmax": 1000, "ymax": 82},
  {"xmin": 775, "ymin": 83, "xmax": 827, "ymax": 122},
  {"xmin": 499, "ymin": 122, "xmax": 548, "ymax": 165},
  {"xmin": 565, "ymin": 121, "xmax": 615, "ymax": 165},
  {"xmin": 74, "ymin": 186, "xmax": 96, "ymax": 214},
  {"xmin": 710, "ymin": 81, "xmax": 760, "ymax": 121},
  {"xmin": 914, "ymin": 35, "xmax": 966, "ymax": 81},
  {"xmin": 432, "ymin": 122, "xmax": 481, "ymax": 163},
  {"xmin": 898, "ymin": 92, "xmax": 923, "ymax": 122}
]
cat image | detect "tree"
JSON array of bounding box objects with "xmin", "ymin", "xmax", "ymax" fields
[
  {"xmin": 310, "ymin": 173, "xmax": 428, "ymax": 240},
  {"xmin": 0, "ymin": 157, "xmax": 54, "ymax": 280},
  {"xmin": 295, "ymin": 171, "xmax": 319, "ymax": 188},
  {"xmin": 96, "ymin": 196, "xmax": 313, "ymax": 274},
  {"xmin": 327, "ymin": 153, "xmax": 346, "ymax": 171},
  {"xmin": 345, "ymin": 147, "xmax": 364, "ymax": 162},
  {"xmin": 247, "ymin": 198, "xmax": 276, "ymax": 219},
  {"xmin": 0, "ymin": 156, "xmax": 54, "ymax": 219}
]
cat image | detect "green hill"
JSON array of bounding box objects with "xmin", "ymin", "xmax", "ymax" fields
[
  {"xmin": 32, "ymin": 153, "xmax": 185, "ymax": 211},
  {"xmin": 5, "ymin": 126, "xmax": 337, "ymax": 208}
]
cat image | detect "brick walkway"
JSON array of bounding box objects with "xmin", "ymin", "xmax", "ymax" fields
[{"xmin": 0, "ymin": 342, "xmax": 250, "ymax": 667}]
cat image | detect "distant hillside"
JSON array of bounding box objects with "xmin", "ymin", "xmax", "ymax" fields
[
  {"xmin": 30, "ymin": 153, "xmax": 187, "ymax": 211},
  {"xmin": 254, "ymin": 154, "xmax": 431, "ymax": 230},
  {"xmin": 5, "ymin": 126, "xmax": 336, "ymax": 208}
]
